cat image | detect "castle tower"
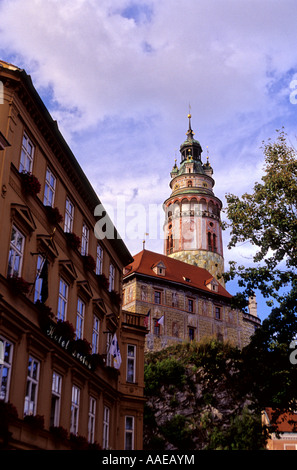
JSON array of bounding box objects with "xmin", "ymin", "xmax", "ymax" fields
[{"xmin": 163, "ymin": 114, "xmax": 225, "ymax": 285}]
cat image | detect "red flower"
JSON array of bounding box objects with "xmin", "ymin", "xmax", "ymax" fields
[
  {"xmin": 20, "ymin": 171, "xmax": 41, "ymax": 196},
  {"xmin": 65, "ymin": 232, "xmax": 81, "ymax": 251}
]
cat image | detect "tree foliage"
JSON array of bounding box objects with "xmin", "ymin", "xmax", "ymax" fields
[
  {"xmin": 223, "ymin": 129, "xmax": 297, "ymax": 421},
  {"xmin": 223, "ymin": 129, "xmax": 297, "ymax": 306}
]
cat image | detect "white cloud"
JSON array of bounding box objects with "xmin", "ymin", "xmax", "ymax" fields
[{"xmin": 1, "ymin": 0, "xmax": 297, "ymax": 277}]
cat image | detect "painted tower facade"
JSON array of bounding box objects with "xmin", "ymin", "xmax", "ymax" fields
[{"xmin": 163, "ymin": 115, "xmax": 224, "ymax": 284}]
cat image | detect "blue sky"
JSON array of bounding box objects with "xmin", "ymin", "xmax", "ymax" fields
[{"xmin": 1, "ymin": 0, "xmax": 297, "ymax": 320}]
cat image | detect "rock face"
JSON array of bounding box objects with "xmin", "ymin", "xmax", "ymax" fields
[{"xmin": 143, "ymin": 340, "xmax": 264, "ymax": 450}]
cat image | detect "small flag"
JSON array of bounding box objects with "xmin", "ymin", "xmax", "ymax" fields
[
  {"xmin": 109, "ymin": 334, "xmax": 122, "ymax": 369},
  {"xmin": 144, "ymin": 309, "xmax": 150, "ymax": 328},
  {"xmin": 39, "ymin": 258, "xmax": 49, "ymax": 303},
  {"xmin": 157, "ymin": 315, "xmax": 164, "ymax": 326}
]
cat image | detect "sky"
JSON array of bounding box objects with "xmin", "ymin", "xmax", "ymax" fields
[{"xmin": 1, "ymin": 0, "xmax": 297, "ymax": 321}]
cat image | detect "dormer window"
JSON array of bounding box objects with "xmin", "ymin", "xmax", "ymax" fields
[
  {"xmin": 183, "ymin": 276, "xmax": 191, "ymax": 283},
  {"xmin": 206, "ymin": 277, "xmax": 219, "ymax": 293},
  {"xmin": 152, "ymin": 261, "xmax": 166, "ymax": 276}
]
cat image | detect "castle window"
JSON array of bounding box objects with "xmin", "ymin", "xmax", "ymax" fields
[
  {"xmin": 188, "ymin": 327, "xmax": 195, "ymax": 342},
  {"xmin": 215, "ymin": 307, "xmax": 221, "ymax": 320},
  {"xmin": 187, "ymin": 298, "xmax": 194, "ymax": 313},
  {"xmin": 208, "ymin": 232, "xmax": 212, "ymax": 251},
  {"xmin": 154, "ymin": 290, "xmax": 161, "ymax": 304}
]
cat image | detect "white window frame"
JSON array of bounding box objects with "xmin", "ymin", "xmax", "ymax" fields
[
  {"xmin": 109, "ymin": 263, "xmax": 115, "ymax": 292},
  {"xmin": 103, "ymin": 406, "xmax": 110, "ymax": 449},
  {"xmin": 88, "ymin": 396, "xmax": 96, "ymax": 443},
  {"xmin": 8, "ymin": 225, "xmax": 25, "ymax": 277},
  {"xmin": 50, "ymin": 371, "xmax": 62, "ymax": 428},
  {"xmin": 81, "ymin": 223, "xmax": 89, "ymax": 256},
  {"xmin": 19, "ymin": 132, "xmax": 34, "ymax": 173},
  {"xmin": 76, "ymin": 298, "xmax": 85, "ymax": 339},
  {"xmin": 126, "ymin": 344, "xmax": 136, "ymax": 383},
  {"xmin": 24, "ymin": 356, "xmax": 40, "ymax": 416},
  {"xmin": 96, "ymin": 244, "xmax": 103, "ymax": 275},
  {"xmin": 43, "ymin": 167, "xmax": 56, "ymax": 207},
  {"xmin": 92, "ymin": 316, "xmax": 100, "ymax": 354},
  {"xmin": 0, "ymin": 336, "xmax": 14, "ymax": 402},
  {"xmin": 125, "ymin": 416, "xmax": 135, "ymax": 450},
  {"xmin": 70, "ymin": 385, "xmax": 80, "ymax": 435},
  {"xmin": 57, "ymin": 278, "xmax": 68, "ymax": 321},
  {"xmin": 64, "ymin": 197, "xmax": 74, "ymax": 233}
]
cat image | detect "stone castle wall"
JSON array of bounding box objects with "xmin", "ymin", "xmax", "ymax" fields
[
  {"xmin": 123, "ymin": 277, "xmax": 260, "ymax": 352},
  {"xmin": 168, "ymin": 250, "xmax": 225, "ymax": 286}
]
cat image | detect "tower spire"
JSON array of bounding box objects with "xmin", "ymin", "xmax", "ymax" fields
[{"xmin": 186, "ymin": 105, "xmax": 195, "ymax": 141}]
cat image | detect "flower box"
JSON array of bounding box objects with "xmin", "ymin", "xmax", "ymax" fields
[
  {"xmin": 96, "ymin": 273, "xmax": 109, "ymax": 290},
  {"xmin": 45, "ymin": 205, "xmax": 63, "ymax": 225},
  {"xmin": 7, "ymin": 275, "xmax": 31, "ymax": 295},
  {"xmin": 82, "ymin": 254, "xmax": 96, "ymax": 272},
  {"xmin": 20, "ymin": 171, "xmax": 41, "ymax": 196},
  {"xmin": 110, "ymin": 290, "xmax": 122, "ymax": 305},
  {"xmin": 65, "ymin": 232, "xmax": 81, "ymax": 251}
]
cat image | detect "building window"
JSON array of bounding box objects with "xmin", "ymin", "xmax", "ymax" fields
[
  {"xmin": 109, "ymin": 263, "xmax": 115, "ymax": 292},
  {"xmin": 64, "ymin": 198, "xmax": 74, "ymax": 233},
  {"xmin": 8, "ymin": 225, "xmax": 25, "ymax": 277},
  {"xmin": 50, "ymin": 372, "xmax": 62, "ymax": 428},
  {"xmin": 0, "ymin": 336, "xmax": 13, "ymax": 402},
  {"xmin": 57, "ymin": 278, "xmax": 68, "ymax": 321},
  {"xmin": 215, "ymin": 307, "xmax": 221, "ymax": 320},
  {"xmin": 96, "ymin": 244, "xmax": 103, "ymax": 275},
  {"xmin": 81, "ymin": 223, "xmax": 89, "ymax": 256},
  {"xmin": 127, "ymin": 345, "xmax": 136, "ymax": 383},
  {"xmin": 188, "ymin": 298, "xmax": 194, "ymax": 313},
  {"xmin": 88, "ymin": 397, "xmax": 96, "ymax": 444},
  {"xmin": 24, "ymin": 356, "xmax": 40, "ymax": 416},
  {"xmin": 125, "ymin": 416, "xmax": 134, "ymax": 450},
  {"xmin": 19, "ymin": 132, "xmax": 34, "ymax": 173},
  {"xmin": 154, "ymin": 290, "xmax": 161, "ymax": 304},
  {"xmin": 76, "ymin": 298, "xmax": 85, "ymax": 339},
  {"xmin": 188, "ymin": 327, "xmax": 195, "ymax": 342},
  {"xmin": 34, "ymin": 255, "xmax": 45, "ymax": 303},
  {"xmin": 43, "ymin": 167, "xmax": 56, "ymax": 207},
  {"xmin": 92, "ymin": 316, "xmax": 100, "ymax": 354},
  {"xmin": 70, "ymin": 385, "xmax": 80, "ymax": 435},
  {"xmin": 103, "ymin": 406, "xmax": 110, "ymax": 449}
]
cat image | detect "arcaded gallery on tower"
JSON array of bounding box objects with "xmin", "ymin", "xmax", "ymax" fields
[{"xmin": 0, "ymin": 61, "xmax": 147, "ymax": 450}]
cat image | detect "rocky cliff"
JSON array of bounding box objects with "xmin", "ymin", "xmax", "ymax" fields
[{"xmin": 143, "ymin": 339, "xmax": 265, "ymax": 450}]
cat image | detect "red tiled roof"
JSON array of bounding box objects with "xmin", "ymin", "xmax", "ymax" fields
[
  {"xmin": 265, "ymin": 408, "xmax": 297, "ymax": 432},
  {"xmin": 124, "ymin": 249, "xmax": 232, "ymax": 299}
]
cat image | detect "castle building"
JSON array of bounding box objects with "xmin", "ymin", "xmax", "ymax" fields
[
  {"xmin": 0, "ymin": 60, "xmax": 146, "ymax": 450},
  {"xmin": 122, "ymin": 116, "xmax": 260, "ymax": 351}
]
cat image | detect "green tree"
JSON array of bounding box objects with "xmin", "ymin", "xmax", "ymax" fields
[
  {"xmin": 223, "ymin": 129, "xmax": 297, "ymax": 424},
  {"xmin": 223, "ymin": 129, "xmax": 297, "ymax": 307}
]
